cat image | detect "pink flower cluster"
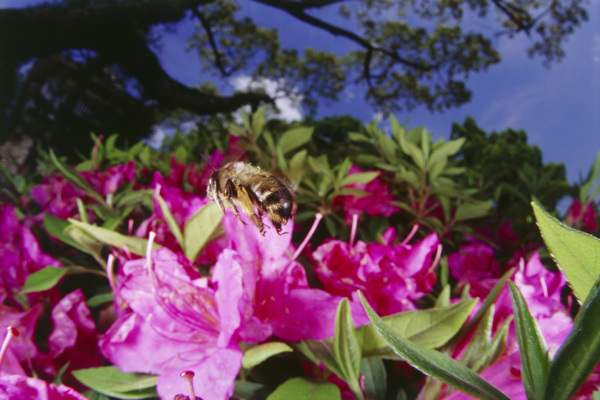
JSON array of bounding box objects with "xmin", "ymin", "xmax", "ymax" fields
[
  {"xmin": 314, "ymin": 227, "xmax": 440, "ymax": 316},
  {"xmin": 3, "ymin": 147, "xmax": 598, "ymax": 399},
  {"xmin": 445, "ymin": 241, "xmax": 598, "ymax": 399},
  {"xmin": 332, "ymin": 165, "xmax": 401, "ymax": 224}
]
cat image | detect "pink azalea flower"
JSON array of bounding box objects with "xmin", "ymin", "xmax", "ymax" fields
[
  {"xmin": 511, "ymin": 252, "xmax": 566, "ymax": 319},
  {"xmin": 30, "ymin": 175, "xmax": 85, "ymax": 220},
  {"xmin": 566, "ymin": 198, "xmax": 598, "ymax": 233},
  {"xmin": 134, "ymin": 172, "xmax": 209, "ymax": 254},
  {"xmin": 39, "ymin": 290, "xmax": 103, "ymax": 390},
  {"xmin": 313, "ymin": 227, "xmax": 440, "ymax": 316},
  {"xmin": 0, "ymin": 327, "xmax": 87, "ymax": 400},
  {"xmin": 80, "ymin": 161, "xmax": 136, "ymax": 197},
  {"xmin": 100, "ymin": 246, "xmax": 244, "ymax": 400},
  {"xmin": 447, "ymin": 241, "xmax": 504, "ymax": 299},
  {"xmin": 441, "ymin": 251, "xmax": 600, "ymax": 399},
  {"xmin": 0, "ymin": 204, "xmax": 63, "ymax": 297},
  {"xmin": 332, "ymin": 165, "xmax": 400, "ymax": 225},
  {"xmin": 0, "ymin": 300, "xmax": 43, "ymax": 376},
  {"xmin": 221, "ymin": 211, "xmax": 368, "ymax": 342},
  {"xmin": 0, "ymin": 374, "xmax": 88, "ymax": 400}
]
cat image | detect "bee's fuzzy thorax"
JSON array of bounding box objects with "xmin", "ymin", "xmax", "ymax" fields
[{"xmin": 206, "ymin": 161, "xmax": 297, "ymax": 236}]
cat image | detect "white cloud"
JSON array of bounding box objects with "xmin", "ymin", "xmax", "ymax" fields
[
  {"xmin": 144, "ymin": 126, "xmax": 169, "ymax": 149},
  {"xmin": 229, "ymin": 75, "xmax": 303, "ymax": 122}
]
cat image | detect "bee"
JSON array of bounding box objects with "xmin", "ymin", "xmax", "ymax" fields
[{"xmin": 207, "ymin": 161, "xmax": 298, "ymax": 236}]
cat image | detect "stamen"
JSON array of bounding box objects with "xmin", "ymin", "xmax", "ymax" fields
[
  {"xmin": 292, "ymin": 213, "xmax": 323, "ymax": 262},
  {"xmin": 128, "ymin": 218, "xmax": 134, "ymax": 236},
  {"xmin": 107, "ymin": 254, "xmax": 117, "ymax": 293},
  {"xmin": 400, "ymin": 224, "xmax": 419, "ymax": 245},
  {"xmin": 146, "ymin": 231, "xmax": 156, "ymax": 270},
  {"xmin": 180, "ymin": 370, "xmax": 198, "ymax": 400},
  {"xmin": 0, "ymin": 327, "xmax": 20, "ymax": 374},
  {"xmin": 349, "ymin": 213, "xmax": 359, "ymax": 247},
  {"xmin": 518, "ymin": 257, "xmax": 525, "ymax": 272},
  {"xmin": 428, "ymin": 244, "xmax": 443, "ymax": 271},
  {"xmin": 539, "ymin": 276, "xmax": 549, "ymax": 298}
]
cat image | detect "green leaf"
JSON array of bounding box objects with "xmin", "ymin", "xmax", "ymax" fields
[
  {"xmin": 532, "ymin": 198, "xmax": 600, "ymax": 301},
  {"xmin": 87, "ymin": 292, "xmax": 114, "ymax": 307},
  {"xmin": 68, "ymin": 219, "xmax": 160, "ymax": 257},
  {"xmin": 348, "ymin": 131, "xmax": 372, "ymax": 143},
  {"xmin": 234, "ymin": 381, "xmax": 268, "ymax": 399},
  {"xmin": 334, "ymin": 299, "xmax": 363, "ymax": 399},
  {"xmin": 251, "ymin": 105, "xmax": 267, "ymax": 139},
  {"xmin": 359, "ymin": 293, "xmax": 509, "ymax": 400},
  {"xmin": 44, "ymin": 214, "xmax": 88, "ymax": 252},
  {"xmin": 454, "ymin": 200, "xmax": 492, "ymax": 221},
  {"xmin": 242, "ymin": 342, "xmax": 293, "ymax": 369},
  {"xmin": 359, "ymin": 299, "xmax": 477, "ymax": 357},
  {"xmin": 277, "ymin": 127, "xmax": 314, "ymax": 154},
  {"xmin": 543, "ymin": 278, "xmax": 600, "ymax": 400},
  {"xmin": 267, "ymin": 378, "xmax": 341, "ymax": 400},
  {"xmin": 429, "ymin": 137, "xmax": 465, "ymax": 166},
  {"xmin": 509, "ymin": 281, "xmax": 549, "ymax": 400},
  {"xmin": 361, "ymin": 356, "xmax": 387, "ymax": 400},
  {"xmin": 296, "ymin": 339, "xmax": 343, "ymax": 378},
  {"xmin": 72, "ymin": 366, "xmax": 157, "ymax": 399},
  {"xmin": 20, "ymin": 266, "xmax": 68, "ymax": 294},
  {"xmin": 449, "ymin": 268, "xmax": 515, "ymax": 349},
  {"xmin": 49, "ymin": 149, "xmax": 105, "ymax": 205},
  {"xmin": 183, "ymin": 202, "xmax": 224, "ymax": 262},
  {"xmin": 155, "ymin": 191, "xmax": 184, "ymax": 249},
  {"xmin": 340, "ymin": 171, "xmax": 379, "ymax": 187}
]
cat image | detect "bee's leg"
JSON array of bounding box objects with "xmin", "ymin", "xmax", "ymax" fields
[
  {"xmin": 236, "ymin": 185, "xmax": 266, "ymax": 236},
  {"xmin": 222, "ymin": 180, "xmax": 246, "ymax": 225}
]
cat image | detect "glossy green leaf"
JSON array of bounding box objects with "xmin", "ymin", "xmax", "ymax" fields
[
  {"xmin": 532, "ymin": 199, "xmax": 600, "ymax": 301},
  {"xmin": 509, "ymin": 281, "xmax": 549, "ymax": 400},
  {"xmin": 454, "ymin": 200, "xmax": 492, "ymax": 221},
  {"xmin": 543, "ymin": 278, "xmax": 600, "ymax": 400},
  {"xmin": 429, "ymin": 137, "xmax": 465, "ymax": 166},
  {"xmin": 49, "ymin": 149, "xmax": 105, "ymax": 205},
  {"xmin": 72, "ymin": 366, "xmax": 157, "ymax": 399},
  {"xmin": 87, "ymin": 292, "xmax": 114, "ymax": 307},
  {"xmin": 359, "ymin": 293, "xmax": 509, "ymax": 400},
  {"xmin": 20, "ymin": 266, "xmax": 67, "ymax": 294},
  {"xmin": 251, "ymin": 106, "xmax": 267, "ymax": 139},
  {"xmin": 277, "ymin": 127, "xmax": 314, "ymax": 154},
  {"xmin": 267, "ymin": 378, "xmax": 341, "ymax": 400},
  {"xmin": 242, "ymin": 342, "xmax": 293, "ymax": 369},
  {"xmin": 348, "ymin": 131, "xmax": 372, "ymax": 143},
  {"xmin": 340, "ymin": 171, "xmax": 379, "ymax": 187},
  {"xmin": 183, "ymin": 202, "xmax": 223, "ymax": 262},
  {"xmin": 155, "ymin": 191, "xmax": 184, "ymax": 249},
  {"xmin": 334, "ymin": 298, "xmax": 363, "ymax": 399},
  {"xmin": 359, "ymin": 299, "xmax": 477, "ymax": 357},
  {"xmin": 68, "ymin": 219, "xmax": 160, "ymax": 256},
  {"xmin": 44, "ymin": 214, "xmax": 87, "ymax": 252}
]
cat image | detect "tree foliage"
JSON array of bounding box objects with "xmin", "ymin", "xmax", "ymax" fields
[
  {"xmin": 451, "ymin": 117, "xmax": 573, "ymax": 239},
  {"xmin": 0, "ymin": 0, "xmax": 589, "ymax": 154}
]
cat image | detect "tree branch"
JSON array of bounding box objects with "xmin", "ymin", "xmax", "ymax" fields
[
  {"xmin": 191, "ymin": 7, "xmax": 233, "ymax": 76},
  {"xmin": 255, "ymin": 0, "xmax": 435, "ymax": 72},
  {"xmin": 0, "ymin": 0, "xmax": 272, "ymax": 115}
]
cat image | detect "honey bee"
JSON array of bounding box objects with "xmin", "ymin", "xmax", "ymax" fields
[{"xmin": 207, "ymin": 161, "xmax": 298, "ymax": 236}]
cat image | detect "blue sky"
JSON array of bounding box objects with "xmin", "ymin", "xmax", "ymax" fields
[{"xmin": 4, "ymin": 1, "xmax": 600, "ymax": 184}]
